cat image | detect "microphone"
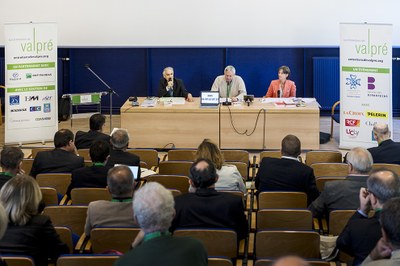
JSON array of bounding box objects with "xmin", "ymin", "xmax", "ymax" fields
[
  {"xmin": 222, "ymin": 81, "xmax": 232, "ymax": 106},
  {"xmin": 84, "ymin": 64, "xmax": 90, "ymax": 69},
  {"xmin": 277, "ymin": 89, "xmax": 281, "ymax": 98}
]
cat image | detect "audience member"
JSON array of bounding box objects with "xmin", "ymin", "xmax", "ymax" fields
[
  {"xmin": 114, "ymin": 182, "xmax": 207, "ymax": 266},
  {"xmin": 85, "ymin": 165, "xmax": 138, "ymax": 235},
  {"xmin": 265, "ymin": 65, "xmax": 296, "ymax": 98},
  {"xmin": 255, "ymin": 134, "xmax": 319, "ymax": 204},
  {"xmin": 171, "ymin": 158, "xmax": 248, "ymax": 240},
  {"xmin": 273, "ymin": 256, "xmax": 310, "ymax": 266},
  {"xmin": 309, "ymin": 147, "xmax": 373, "ymax": 218},
  {"xmin": 337, "ymin": 169, "xmax": 400, "ymax": 265},
  {"xmin": 157, "ymin": 67, "xmax": 194, "ymax": 102},
  {"xmin": 0, "ymin": 147, "xmax": 24, "ymax": 189},
  {"xmin": 194, "ymin": 139, "xmax": 246, "ymax": 193},
  {"xmin": 362, "ymin": 197, "xmax": 400, "ymax": 265},
  {"xmin": 211, "ymin": 65, "xmax": 247, "ymax": 101},
  {"xmin": 66, "ymin": 140, "xmax": 111, "ymax": 198},
  {"xmin": 30, "ymin": 129, "xmax": 84, "ymax": 178},
  {"xmin": 75, "ymin": 113, "xmax": 110, "ymax": 149},
  {"xmin": 0, "ymin": 175, "xmax": 69, "ymax": 265},
  {"xmin": 368, "ymin": 123, "xmax": 400, "ymax": 165},
  {"xmin": 105, "ymin": 129, "xmax": 140, "ymax": 170}
]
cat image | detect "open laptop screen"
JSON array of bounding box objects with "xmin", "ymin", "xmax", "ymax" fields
[
  {"xmin": 114, "ymin": 164, "xmax": 140, "ymax": 181},
  {"xmin": 200, "ymin": 91, "xmax": 219, "ymax": 107}
]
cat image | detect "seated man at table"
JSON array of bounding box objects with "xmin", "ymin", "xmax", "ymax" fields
[
  {"xmin": 255, "ymin": 134, "xmax": 319, "ymax": 205},
  {"xmin": 157, "ymin": 67, "xmax": 194, "ymax": 102},
  {"xmin": 30, "ymin": 129, "xmax": 85, "ymax": 178},
  {"xmin": 75, "ymin": 113, "xmax": 110, "ymax": 150},
  {"xmin": 211, "ymin": 65, "xmax": 247, "ymax": 102}
]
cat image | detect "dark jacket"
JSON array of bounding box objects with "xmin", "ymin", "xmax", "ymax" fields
[
  {"xmin": 368, "ymin": 139, "xmax": 400, "ymax": 165},
  {"xmin": 75, "ymin": 130, "xmax": 110, "ymax": 150},
  {"xmin": 158, "ymin": 78, "xmax": 189, "ymax": 98}
]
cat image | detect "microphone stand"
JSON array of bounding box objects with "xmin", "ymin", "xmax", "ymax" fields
[{"xmin": 85, "ymin": 65, "xmax": 119, "ymax": 131}]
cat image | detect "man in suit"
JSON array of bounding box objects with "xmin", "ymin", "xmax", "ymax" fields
[
  {"xmin": 255, "ymin": 134, "xmax": 319, "ymax": 205},
  {"xmin": 157, "ymin": 67, "xmax": 194, "ymax": 102},
  {"xmin": 368, "ymin": 123, "xmax": 400, "ymax": 165},
  {"xmin": 337, "ymin": 169, "xmax": 400, "ymax": 265},
  {"xmin": 30, "ymin": 129, "xmax": 84, "ymax": 178},
  {"xmin": 105, "ymin": 129, "xmax": 140, "ymax": 170},
  {"xmin": 362, "ymin": 197, "xmax": 400, "ymax": 265},
  {"xmin": 66, "ymin": 140, "xmax": 111, "ymax": 198},
  {"xmin": 0, "ymin": 147, "xmax": 24, "ymax": 188},
  {"xmin": 309, "ymin": 147, "xmax": 373, "ymax": 218},
  {"xmin": 75, "ymin": 113, "xmax": 110, "ymax": 150},
  {"xmin": 114, "ymin": 182, "xmax": 207, "ymax": 266},
  {"xmin": 84, "ymin": 165, "xmax": 138, "ymax": 236},
  {"xmin": 170, "ymin": 158, "xmax": 248, "ymax": 240}
]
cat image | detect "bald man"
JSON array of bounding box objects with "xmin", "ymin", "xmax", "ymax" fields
[{"xmin": 368, "ymin": 123, "xmax": 400, "ymax": 165}]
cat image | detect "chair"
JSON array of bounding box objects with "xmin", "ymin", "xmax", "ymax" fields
[
  {"xmin": 311, "ymin": 163, "xmax": 348, "ymax": 178},
  {"xmin": 329, "ymin": 210, "xmax": 356, "ymax": 236},
  {"xmin": 167, "ymin": 149, "xmax": 196, "ymax": 161},
  {"xmin": 372, "ymin": 163, "xmax": 400, "ymax": 176},
  {"xmin": 316, "ymin": 176, "xmax": 346, "ymax": 192},
  {"xmin": 228, "ymin": 161, "xmax": 248, "ymax": 180},
  {"xmin": 40, "ymin": 187, "xmax": 59, "ymax": 206},
  {"xmin": 221, "ymin": 150, "xmax": 249, "ymax": 166},
  {"xmin": 255, "ymin": 230, "xmax": 320, "ymax": 259},
  {"xmin": 255, "ymin": 259, "xmax": 329, "ymax": 266},
  {"xmin": 57, "ymin": 255, "xmax": 120, "ymax": 266},
  {"xmin": 139, "ymin": 161, "xmax": 148, "ymax": 169},
  {"xmin": 77, "ymin": 149, "xmax": 90, "ymax": 160},
  {"xmin": 55, "ymin": 226, "xmax": 74, "ymax": 253},
  {"xmin": 90, "ymin": 227, "xmax": 141, "ymax": 254},
  {"xmin": 145, "ymin": 175, "xmax": 190, "ymax": 194},
  {"xmin": 21, "ymin": 158, "xmax": 34, "ymax": 175},
  {"xmin": 2, "ymin": 256, "xmax": 35, "ymax": 266},
  {"xmin": 36, "ymin": 173, "xmax": 72, "ymax": 196},
  {"xmin": 208, "ymin": 257, "xmax": 233, "ymax": 266},
  {"xmin": 305, "ymin": 150, "xmax": 343, "ymax": 166},
  {"xmin": 174, "ymin": 229, "xmax": 237, "ymax": 258},
  {"xmin": 29, "ymin": 147, "xmax": 54, "ymax": 158},
  {"xmin": 257, "ymin": 209, "xmax": 313, "ymax": 230},
  {"xmin": 258, "ymin": 192, "xmax": 307, "ymax": 209},
  {"xmin": 158, "ymin": 161, "xmax": 192, "ymax": 176},
  {"xmin": 127, "ymin": 149, "xmax": 159, "ymax": 169},
  {"xmin": 259, "ymin": 150, "xmax": 281, "ymax": 161},
  {"xmin": 330, "ymin": 101, "xmax": 340, "ymax": 139},
  {"xmin": 43, "ymin": 205, "xmax": 88, "ymax": 236},
  {"xmin": 70, "ymin": 188, "xmax": 112, "ymax": 205},
  {"xmin": 169, "ymin": 189, "xmax": 182, "ymax": 197}
]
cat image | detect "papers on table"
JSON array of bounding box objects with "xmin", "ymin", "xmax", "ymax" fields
[
  {"xmin": 261, "ymin": 97, "xmax": 318, "ymax": 107},
  {"xmin": 140, "ymin": 97, "xmax": 157, "ymax": 107},
  {"xmin": 159, "ymin": 97, "xmax": 185, "ymax": 105}
]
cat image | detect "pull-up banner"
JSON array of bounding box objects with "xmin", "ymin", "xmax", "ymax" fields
[
  {"xmin": 4, "ymin": 22, "xmax": 58, "ymax": 144},
  {"xmin": 339, "ymin": 23, "xmax": 392, "ymax": 149}
]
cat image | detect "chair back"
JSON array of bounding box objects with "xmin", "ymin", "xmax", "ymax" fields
[
  {"xmin": 77, "ymin": 149, "xmax": 90, "ymax": 161},
  {"xmin": 372, "ymin": 163, "xmax": 400, "ymax": 176},
  {"xmin": 71, "ymin": 188, "xmax": 112, "ymax": 205},
  {"xmin": 258, "ymin": 192, "xmax": 307, "ymax": 209},
  {"xmin": 329, "ymin": 210, "xmax": 356, "ymax": 236},
  {"xmin": 36, "ymin": 173, "xmax": 72, "ymax": 196},
  {"xmin": 139, "ymin": 161, "xmax": 148, "ymax": 169},
  {"xmin": 127, "ymin": 149, "xmax": 159, "ymax": 168},
  {"xmin": 174, "ymin": 229, "xmax": 237, "ymax": 258},
  {"xmin": 159, "ymin": 161, "xmax": 192, "ymax": 176},
  {"xmin": 227, "ymin": 161, "xmax": 248, "ymax": 180},
  {"xmin": 257, "ymin": 209, "xmax": 313, "ymax": 230},
  {"xmin": 43, "ymin": 205, "xmax": 88, "ymax": 236},
  {"xmin": 2, "ymin": 256, "xmax": 35, "ymax": 266},
  {"xmin": 21, "ymin": 159, "xmax": 34, "ymax": 175},
  {"xmin": 222, "ymin": 150, "xmax": 249, "ymax": 166},
  {"xmin": 168, "ymin": 149, "xmax": 196, "ymax": 161},
  {"xmin": 208, "ymin": 257, "xmax": 233, "ymax": 266},
  {"xmin": 255, "ymin": 259, "xmax": 329, "ymax": 266},
  {"xmin": 30, "ymin": 147, "xmax": 54, "ymax": 158},
  {"xmin": 145, "ymin": 175, "xmax": 190, "ymax": 194},
  {"xmin": 57, "ymin": 255, "xmax": 120, "ymax": 266},
  {"xmin": 169, "ymin": 189, "xmax": 182, "ymax": 197},
  {"xmin": 316, "ymin": 176, "xmax": 346, "ymax": 192},
  {"xmin": 311, "ymin": 163, "xmax": 348, "ymax": 178},
  {"xmin": 90, "ymin": 227, "xmax": 141, "ymax": 254},
  {"xmin": 305, "ymin": 150, "xmax": 343, "ymax": 166},
  {"xmin": 255, "ymin": 230, "xmax": 320, "ymax": 259},
  {"xmin": 40, "ymin": 187, "xmax": 59, "ymax": 206},
  {"xmin": 55, "ymin": 226, "xmax": 74, "ymax": 253},
  {"xmin": 260, "ymin": 151, "xmax": 281, "ymax": 161}
]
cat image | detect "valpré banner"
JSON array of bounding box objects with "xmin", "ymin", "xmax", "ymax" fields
[
  {"xmin": 4, "ymin": 22, "xmax": 58, "ymax": 144},
  {"xmin": 339, "ymin": 23, "xmax": 392, "ymax": 149}
]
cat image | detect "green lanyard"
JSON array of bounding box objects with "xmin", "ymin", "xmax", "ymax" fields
[
  {"xmin": 0, "ymin": 172, "xmax": 13, "ymax": 177},
  {"xmin": 111, "ymin": 198, "xmax": 133, "ymax": 203},
  {"xmin": 143, "ymin": 231, "xmax": 171, "ymax": 242},
  {"xmin": 226, "ymin": 82, "xmax": 232, "ymax": 97},
  {"xmin": 92, "ymin": 162, "xmax": 105, "ymax": 167}
]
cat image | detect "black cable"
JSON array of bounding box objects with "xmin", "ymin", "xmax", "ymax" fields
[{"xmin": 227, "ymin": 106, "xmax": 266, "ymax": 136}]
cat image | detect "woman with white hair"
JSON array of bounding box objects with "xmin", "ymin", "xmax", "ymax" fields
[{"xmin": 0, "ymin": 175, "xmax": 69, "ymax": 266}]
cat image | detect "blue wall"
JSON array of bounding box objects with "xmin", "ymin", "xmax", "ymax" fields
[{"xmin": 1, "ymin": 47, "xmax": 400, "ymax": 115}]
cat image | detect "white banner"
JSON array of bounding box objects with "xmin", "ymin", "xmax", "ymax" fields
[
  {"xmin": 339, "ymin": 23, "xmax": 392, "ymax": 149},
  {"xmin": 4, "ymin": 22, "xmax": 58, "ymax": 144}
]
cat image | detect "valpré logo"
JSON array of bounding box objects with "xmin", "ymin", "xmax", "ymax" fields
[
  {"xmin": 345, "ymin": 119, "xmax": 360, "ymax": 127},
  {"xmin": 343, "ymin": 110, "xmax": 364, "ymax": 116},
  {"xmin": 9, "ymin": 95, "xmax": 20, "ymax": 105},
  {"xmin": 346, "ymin": 128, "xmax": 360, "ymax": 138},
  {"xmin": 25, "ymin": 95, "xmax": 39, "ymax": 101}
]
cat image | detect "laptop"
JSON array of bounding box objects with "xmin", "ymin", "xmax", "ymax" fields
[
  {"xmin": 200, "ymin": 91, "xmax": 220, "ymax": 108},
  {"xmin": 114, "ymin": 164, "xmax": 140, "ymax": 181}
]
